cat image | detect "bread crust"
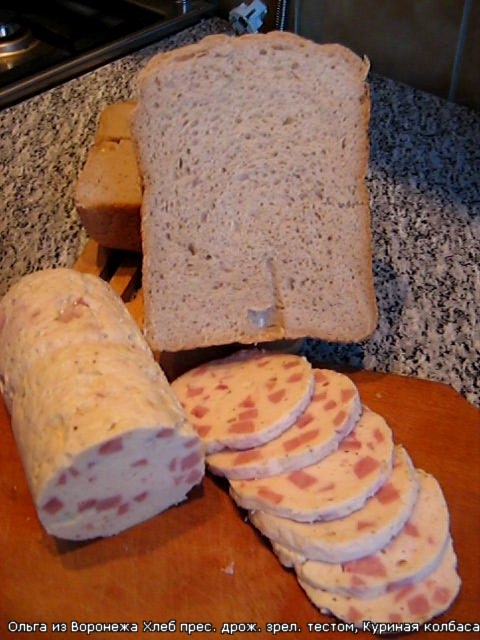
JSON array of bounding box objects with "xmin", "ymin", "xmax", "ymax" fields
[{"xmin": 95, "ymin": 100, "xmax": 137, "ymax": 143}]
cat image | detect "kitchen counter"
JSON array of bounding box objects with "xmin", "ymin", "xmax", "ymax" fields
[{"xmin": 0, "ymin": 17, "xmax": 478, "ymax": 408}]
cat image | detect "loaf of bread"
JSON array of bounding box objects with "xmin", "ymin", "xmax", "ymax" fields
[
  {"xmin": 75, "ymin": 102, "xmax": 142, "ymax": 252},
  {"xmin": 131, "ymin": 32, "xmax": 378, "ymax": 353}
]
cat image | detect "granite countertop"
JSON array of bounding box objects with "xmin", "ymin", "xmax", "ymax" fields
[{"xmin": 0, "ymin": 18, "xmax": 478, "ymax": 408}]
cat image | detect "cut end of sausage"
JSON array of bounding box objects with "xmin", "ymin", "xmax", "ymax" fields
[{"xmin": 38, "ymin": 426, "xmax": 204, "ymax": 541}]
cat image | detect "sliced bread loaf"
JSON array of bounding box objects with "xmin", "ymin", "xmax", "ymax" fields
[
  {"xmin": 75, "ymin": 102, "xmax": 142, "ymax": 252},
  {"xmin": 131, "ymin": 31, "xmax": 377, "ymax": 352}
]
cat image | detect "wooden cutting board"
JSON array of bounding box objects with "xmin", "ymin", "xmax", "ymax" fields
[{"xmin": 1, "ymin": 242, "xmax": 479, "ymax": 638}]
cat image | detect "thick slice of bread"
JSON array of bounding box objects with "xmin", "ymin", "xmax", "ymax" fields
[
  {"xmin": 75, "ymin": 101, "xmax": 142, "ymax": 252},
  {"xmin": 75, "ymin": 139, "xmax": 142, "ymax": 252},
  {"xmin": 132, "ymin": 32, "xmax": 377, "ymax": 352}
]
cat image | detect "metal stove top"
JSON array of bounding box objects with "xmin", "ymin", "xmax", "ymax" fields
[{"xmin": 0, "ymin": 0, "xmax": 217, "ymax": 109}]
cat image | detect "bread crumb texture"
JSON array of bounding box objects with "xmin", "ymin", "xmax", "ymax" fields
[{"xmin": 132, "ymin": 32, "xmax": 377, "ymax": 351}]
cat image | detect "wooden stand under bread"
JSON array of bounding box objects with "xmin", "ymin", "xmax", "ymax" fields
[{"xmin": 2, "ymin": 32, "xmax": 477, "ymax": 633}]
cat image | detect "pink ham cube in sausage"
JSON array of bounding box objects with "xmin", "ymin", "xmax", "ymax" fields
[
  {"xmin": 171, "ymin": 350, "xmax": 315, "ymax": 454},
  {"xmin": 11, "ymin": 342, "xmax": 204, "ymax": 540},
  {"xmin": 206, "ymin": 369, "xmax": 362, "ymax": 479},
  {"xmin": 229, "ymin": 406, "xmax": 394, "ymax": 522},
  {"xmin": 249, "ymin": 445, "xmax": 419, "ymax": 563},
  {"xmin": 296, "ymin": 468, "xmax": 451, "ymax": 598},
  {"xmin": 298, "ymin": 538, "xmax": 461, "ymax": 627}
]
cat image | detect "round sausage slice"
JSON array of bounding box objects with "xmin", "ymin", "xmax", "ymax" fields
[
  {"xmin": 249, "ymin": 445, "xmax": 419, "ymax": 563},
  {"xmin": 296, "ymin": 468, "xmax": 451, "ymax": 598},
  {"xmin": 172, "ymin": 350, "xmax": 315, "ymax": 454},
  {"xmin": 230, "ymin": 406, "xmax": 394, "ymax": 522},
  {"xmin": 298, "ymin": 538, "xmax": 460, "ymax": 627},
  {"xmin": 207, "ymin": 369, "xmax": 361, "ymax": 479}
]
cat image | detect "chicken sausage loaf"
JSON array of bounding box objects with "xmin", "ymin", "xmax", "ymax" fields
[
  {"xmin": 172, "ymin": 350, "xmax": 461, "ymax": 627},
  {"xmin": 0, "ymin": 268, "xmax": 203, "ymax": 540}
]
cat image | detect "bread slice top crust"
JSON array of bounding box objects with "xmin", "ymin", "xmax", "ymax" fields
[
  {"xmin": 131, "ymin": 31, "xmax": 377, "ymax": 352},
  {"xmin": 95, "ymin": 100, "xmax": 137, "ymax": 143}
]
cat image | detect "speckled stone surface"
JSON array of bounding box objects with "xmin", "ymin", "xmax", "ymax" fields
[
  {"xmin": 302, "ymin": 74, "xmax": 480, "ymax": 408},
  {"xmin": 0, "ymin": 18, "xmax": 479, "ymax": 407}
]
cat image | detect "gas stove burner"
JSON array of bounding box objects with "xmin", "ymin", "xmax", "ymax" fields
[
  {"xmin": 0, "ymin": 9, "xmax": 37, "ymax": 58},
  {"xmin": 0, "ymin": 19, "xmax": 22, "ymax": 38},
  {"xmin": 0, "ymin": 0, "xmax": 218, "ymax": 109},
  {"xmin": 0, "ymin": 22, "xmax": 36, "ymax": 57}
]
